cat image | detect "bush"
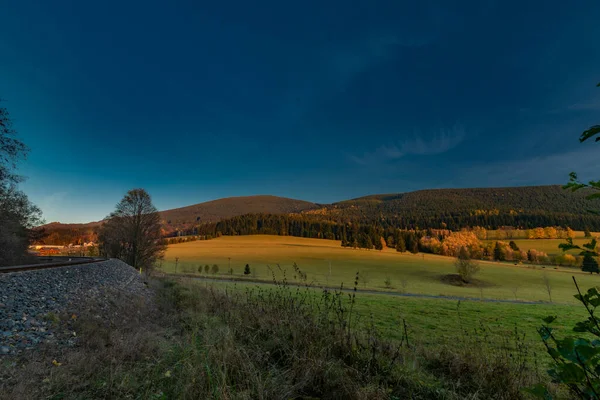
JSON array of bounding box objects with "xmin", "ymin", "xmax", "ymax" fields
[
  {"xmin": 244, "ymin": 263, "xmax": 251, "ymax": 275},
  {"xmin": 455, "ymin": 246, "xmax": 480, "ymax": 283},
  {"xmin": 534, "ymin": 279, "xmax": 600, "ymax": 398},
  {"xmin": 582, "ymin": 254, "xmax": 599, "ymax": 274}
]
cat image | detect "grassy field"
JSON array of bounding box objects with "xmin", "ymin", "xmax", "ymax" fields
[
  {"xmin": 485, "ymin": 237, "xmax": 595, "ymax": 255},
  {"xmin": 162, "ymin": 235, "xmax": 600, "ymax": 304},
  {"xmin": 202, "ymin": 278, "xmax": 587, "ymax": 354},
  {"xmin": 485, "ymin": 230, "xmax": 599, "ymax": 241}
]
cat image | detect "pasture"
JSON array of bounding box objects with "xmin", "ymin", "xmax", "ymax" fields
[
  {"xmin": 162, "ymin": 235, "xmax": 600, "ymax": 304},
  {"xmin": 487, "ymin": 237, "xmax": 596, "ymax": 256},
  {"xmin": 200, "ymin": 278, "xmax": 587, "ymax": 355}
]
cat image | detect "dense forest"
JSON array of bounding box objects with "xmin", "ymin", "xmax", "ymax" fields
[
  {"xmin": 182, "ymin": 186, "xmax": 600, "ymax": 240},
  {"xmin": 325, "ymin": 185, "xmax": 600, "ymax": 231}
]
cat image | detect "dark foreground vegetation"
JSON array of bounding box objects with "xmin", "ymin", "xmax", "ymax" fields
[{"xmin": 1, "ymin": 275, "xmax": 565, "ymax": 400}]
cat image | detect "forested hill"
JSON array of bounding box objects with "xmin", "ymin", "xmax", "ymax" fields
[
  {"xmin": 159, "ymin": 195, "xmax": 320, "ymax": 231},
  {"xmin": 38, "ymin": 185, "xmax": 600, "ymax": 245},
  {"xmin": 323, "ymin": 185, "xmax": 600, "ymax": 230},
  {"xmin": 339, "ymin": 185, "xmax": 593, "ymax": 213},
  {"xmin": 193, "ymin": 185, "xmax": 600, "ymax": 239}
]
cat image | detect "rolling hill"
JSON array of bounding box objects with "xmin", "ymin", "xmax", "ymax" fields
[
  {"xmin": 37, "ymin": 185, "xmax": 600, "ymax": 245},
  {"xmin": 327, "ymin": 185, "xmax": 600, "ymax": 230},
  {"xmin": 38, "ymin": 195, "xmax": 320, "ymax": 243},
  {"xmin": 159, "ymin": 195, "xmax": 320, "ymax": 230},
  {"xmin": 335, "ymin": 185, "xmax": 599, "ymax": 216}
]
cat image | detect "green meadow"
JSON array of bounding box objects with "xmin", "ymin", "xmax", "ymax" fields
[
  {"xmin": 198, "ymin": 278, "xmax": 588, "ymax": 357},
  {"xmin": 161, "ymin": 235, "xmax": 600, "ymax": 304}
]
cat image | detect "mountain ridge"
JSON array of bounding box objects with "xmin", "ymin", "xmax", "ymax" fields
[{"xmin": 37, "ymin": 185, "xmax": 600, "ymax": 245}]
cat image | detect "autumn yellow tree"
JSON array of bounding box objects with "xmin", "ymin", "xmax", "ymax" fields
[
  {"xmin": 472, "ymin": 226, "xmax": 487, "ymax": 240},
  {"xmin": 419, "ymin": 236, "xmax": 442, "ymax": 254},
  {"xmin": 441, "ymin": 231, "xmax": 482, "ymax": 257},
  {"xmin": 544, "ymin": 227, "xmax": 558, "ymax": 239}
]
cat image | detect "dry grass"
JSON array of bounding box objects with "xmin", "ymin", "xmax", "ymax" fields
[{"xmin": 0, "ymin": 275, "xmax": 563, "ymax": 399}]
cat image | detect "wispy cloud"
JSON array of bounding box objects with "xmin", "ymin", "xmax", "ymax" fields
[
  {"xmin": 567, "ymin": 102, "xmax": 600, "ymax": 111},
  {"xmin": 349, "ymin": 124, "xmax": 466, "ymax": 165},
  {"xmin": 328, "ymin": 34, "xmax": 430, "ymax": 88},
  {"xmin": 457, "ymin": 146, "xmax": 599, "ymax": 187},
  {"xmin": 278, "ymin": 33, "xmax": 432, "ymax": 123}
]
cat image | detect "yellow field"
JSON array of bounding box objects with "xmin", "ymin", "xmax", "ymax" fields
[
  {"xmin": 162, "ymin": 235, "xmax": 600, "ymax": 304},
  {"xmin": 485, "ymin": 229, "xmax": 599, "ymax": 241},
  {"xmin": 484, "ymin": 237, "xmax": 595, "ymax": 255}
]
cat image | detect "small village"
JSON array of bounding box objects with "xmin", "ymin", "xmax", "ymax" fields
[{"xmin": 29, "ymin": 243, "xmax": 98, "ymax": 256}]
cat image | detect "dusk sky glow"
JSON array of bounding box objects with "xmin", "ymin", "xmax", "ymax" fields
[{"xmin": 1, "ymin": 1, "xmax": 599, "ymax": 222}]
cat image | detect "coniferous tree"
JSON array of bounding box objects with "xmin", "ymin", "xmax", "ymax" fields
[
  {"xmin": 406, "ymin": 233, "xmax": 419, "ymax": 254},
  {"xmin": 582, "ymin": 254, "xmax": 600, "ymax": 274},
  {"xmin": 364, "ymin": 235, "xmax": 373, "ymax": 250},
  {"xmin": 374, "ymin": 237, "xmax": 383, "ymax": 250},
  {"xmin": 395, "ymin": 236, "xmax": 406, "ymax": 252},
  {"xmin": 493, "ymin": 242, "xmax": 506, "ymax": 261}
]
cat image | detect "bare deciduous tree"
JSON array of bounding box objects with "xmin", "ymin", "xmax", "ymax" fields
[
  {"xmin": 400, "ymin": 278, "xmax": 408, "ymax": 293},
  {"xmin": 358, "ymin": 271, "xmax": 371, "ymax": 288},
  {"xmin": 98, "ymin": 189, "xmax": 166, "ymax": 272},
  {"xmin": 0, "ymin": 101, "xmax": 42, "ymax": 266},
  {"xmin": 542, "ymin": 273, "xmax": 552, "ymax": 303},
  {"xmin": 511, "ymin": 286, "xmax": 519, "ymax": 300}
]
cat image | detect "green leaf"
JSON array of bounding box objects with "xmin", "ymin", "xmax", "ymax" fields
[
  {"xmin": 523, "ymin": 383, "xmax": 552, "ymax": 399},
  {"xmin": 548, "ymin": 347, "xmax": 560, "ymax": 359},
  {"xmin": 557, "ymin": 362, "xmax": 586, "ymax": 383},
  {"xmin": 580, "ymin": 125, "xmax": 600, "ymax": 143},
  {"xmin": 540, "ymin": 326, "xmax": 554, "ymax": 340},
  {"xmin": 583, "ymin": 239, "xmax": 598, "ymax": 251},
  {"xmin": 543, "ymin": 316, "xmax": 558, "ymax": 324},
  {"xmin": 589, "ymin": 297, "xmax": 600, "ymax": 307},
  {"xmin": 574, "ymin": 322, "xmax": 590, "ymax": 332},
  {"xmin": 557, "ymin": 337, "xmax": 578, "ymax": 361},
  {"xmin": 574, "ymin": 340, "xmax": 600, "ymax": 362}
]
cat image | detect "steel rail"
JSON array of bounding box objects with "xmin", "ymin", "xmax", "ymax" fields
[{"xmin": 0, "ymin": 257, "xmax": 107, "ymax": 273}]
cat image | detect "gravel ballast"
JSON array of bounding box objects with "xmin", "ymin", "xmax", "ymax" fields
[{"xmin": 0, "ymin": 259, "xmax": 150, "ymax": 356}]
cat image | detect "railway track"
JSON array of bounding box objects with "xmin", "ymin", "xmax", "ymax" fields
[{"xmin": 0, "ymin": 257, "xmax": 107, "ymax": 273}]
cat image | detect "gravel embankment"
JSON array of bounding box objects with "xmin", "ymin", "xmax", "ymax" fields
[{"xmin": 0, "ymin": 259, "xmax": 150, "ymax": 356}]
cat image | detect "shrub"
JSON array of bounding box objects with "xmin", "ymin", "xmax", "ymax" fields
[
  {"xmin": 534, "ymin": 279, "xmax": 600, "ymax": 398},
  {"xmin": 455, "ymin": 246, "xmax": 480, "ymax": 283},
  {"xmin": 244, "ymin": 263, "xmax": 251, "ymax": 275},
  {"xmin": 582, "ymin": 254, "xmax": 599, "ymax": 274}
]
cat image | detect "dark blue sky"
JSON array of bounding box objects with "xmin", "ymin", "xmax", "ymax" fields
[{"xmin": 1, "ymin": 1, "xmax": 599, "ymax": 222}]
